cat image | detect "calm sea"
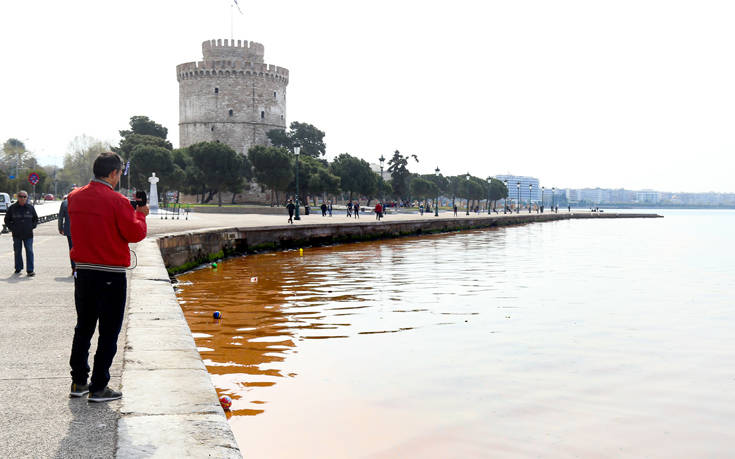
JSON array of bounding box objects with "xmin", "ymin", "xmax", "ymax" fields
[{"xmin": 175, "ymin": 209, "xmax": 735, "ymax": 458}]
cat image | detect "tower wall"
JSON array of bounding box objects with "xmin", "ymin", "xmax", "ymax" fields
[{"xmin": 177, "ymin": 39, "xmax": 288, "ymax": 155}]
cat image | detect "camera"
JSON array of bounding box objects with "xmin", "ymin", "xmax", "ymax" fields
[{"xmin": 130, "ymin": 190, "xmax": 147, "ymax": 209}]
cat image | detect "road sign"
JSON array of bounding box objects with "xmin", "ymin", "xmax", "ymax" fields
[
  {"xmin": 9, "ymin": 175, "xmax": 15, "ymax": 179},
  {"xmin": 28, "ymin": 172, "xmax": 40, "ymax": 185}
]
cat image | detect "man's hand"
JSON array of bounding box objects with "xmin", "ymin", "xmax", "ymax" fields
[
  {"xmin": 136, "ymin": 205, "xmax": 150, "ymax": 217},
  {"xmin": 59, "ymin": 230, "xmax": 64, "ymax": 235}
]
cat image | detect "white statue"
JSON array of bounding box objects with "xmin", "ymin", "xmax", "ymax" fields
[{"xmin": 148, "ymin": 172, "xmax": 159, "ymax": 214}]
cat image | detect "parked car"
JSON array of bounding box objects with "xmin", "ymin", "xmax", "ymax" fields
[
  {"xmin": 44, "ymin": 194, "xmax": 55, "ymax": 201},
  {"xmin": 0, "ymin": 192, "xmax": 10, "ymax": 213}
]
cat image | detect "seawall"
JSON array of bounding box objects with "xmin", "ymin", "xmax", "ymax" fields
[{"xmin": 158, "ymin": 212, "xmax": 660, "ymax": 274}]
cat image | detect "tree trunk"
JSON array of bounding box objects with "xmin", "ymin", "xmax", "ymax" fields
[{"xmin": 231, "ymin": 192, "xmax": 237, "ymax": 204}]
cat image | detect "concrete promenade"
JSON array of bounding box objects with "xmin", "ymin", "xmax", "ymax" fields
[{"xmin": 0, "ymin": 206, "xmax": 658, "ymax": 458}]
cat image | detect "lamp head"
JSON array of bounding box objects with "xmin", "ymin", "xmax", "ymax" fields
[
  {"xmin": 294, "ymin": 145, "xmax": 301, "ymax": 156},
  {"xmin": 435, "ymin": 166, "xmax": 440, "ymax": 176},
  {"xmin": 379, "ymin": 155, "xmax": 385, "ymax": 165}
]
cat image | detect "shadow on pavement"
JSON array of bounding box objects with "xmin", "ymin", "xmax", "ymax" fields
[
  {"xmin": 52, "ymin": 398, "xmax": 118, "ymax": 459},
  {"xmin": 0, "ymin": 274, "xmax": 33, "ymax": 284}
]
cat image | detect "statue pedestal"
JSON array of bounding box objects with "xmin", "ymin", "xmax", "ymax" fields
[{"xmin": 149, "ymin": 173, "xmax": 159, "ymax": 214}]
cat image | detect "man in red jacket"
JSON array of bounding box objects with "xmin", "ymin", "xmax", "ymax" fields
[{"xmin": 67, "ymin": 152, "xmax": 149, "ymax": 402}]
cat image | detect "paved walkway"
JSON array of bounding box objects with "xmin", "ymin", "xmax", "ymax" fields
[
  {"xmin": 146, "ymin": 207, "xmax": 553, "ymax": 236},
  {"xmin": 0, "ymin": 202, "xmax": 121, "ymax": 458},
  {"xmin": 0, "ymin": 204, "xmax": 580, "ymax": 457}
]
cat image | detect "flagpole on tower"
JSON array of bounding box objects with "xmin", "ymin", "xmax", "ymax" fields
[{"xmin": 230, "ymin": 3, "xmax": 234, "ymax": 40}]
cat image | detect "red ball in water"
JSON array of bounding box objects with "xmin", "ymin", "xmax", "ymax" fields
[{"xmin": 219, "ymin": 395, "xmax": 232, "ymax": 410}]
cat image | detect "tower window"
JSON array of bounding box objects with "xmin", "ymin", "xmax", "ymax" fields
[
  {"xmin": 261, "ymin": 111, "xmax": 265, "ymax": 119},
  {"xmin": 229, "ymin": 109, "xmax": 233, "ymax": 116},
  {"xmin": 211, "ymin": 126, "xmax": 215, "ymax": 132},
  {"xmin": 274, "ymin": 91, "xmax": 277, "ymax": 98},
  {"xmin": 280, "ymin": 115, "xmax": 284, "ymax": 120},
  {"xmin": 214, "ymin": 87, "xmax": 219, "ymax": 94}
]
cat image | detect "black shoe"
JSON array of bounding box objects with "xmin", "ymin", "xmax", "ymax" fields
[
  {"xmin": 14, "ymin": 269, "xmax": 21, "ymax": 274},
  {"xmin": 88, "ymin": 386, "xmax": 122, "ymax": 402},
  {"xmin": 27, "ymin": 271, "xmax": 35, "ymax": 277},
  {"xmin": 70, "ymin": 382, "xmax": 90, "ymax": 398}
]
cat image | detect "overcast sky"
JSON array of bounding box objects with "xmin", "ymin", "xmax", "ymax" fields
[{"xmin": 1, "ymin": 0, "xmax": 733, "ymax": 193}]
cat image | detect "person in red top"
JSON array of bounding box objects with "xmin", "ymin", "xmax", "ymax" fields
[
  {"xmin": 67, "ymin": 152, "xmax": 149, "ymax": 402},
  {"xmin": 374, "ymin": 202, "xmax": 382, "ymax": 221}
]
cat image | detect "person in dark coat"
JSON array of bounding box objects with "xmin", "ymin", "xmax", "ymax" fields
[
  {"xmin": 4, "ymin": 190, "xmax": 39, "ymax": 276},
  {"xmin": 286, "ymin": 199, "xmax": 295, "ymax": 224},
  {"xmin": 58, "ymin": 195, "xmax": 75, "ymax": 273},
  {"xmin": 320, "ymin": 202, "xmax": 327, "ymax": 216}
]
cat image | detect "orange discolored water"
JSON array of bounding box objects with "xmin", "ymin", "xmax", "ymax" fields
[{"xmin": 176, "ymin": 211, "xmax": 735, "ymax": 458}]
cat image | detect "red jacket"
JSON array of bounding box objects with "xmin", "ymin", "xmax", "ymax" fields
[{"xmin": 68, "ymin": 180, "xmax": 147, "ymax": 269}]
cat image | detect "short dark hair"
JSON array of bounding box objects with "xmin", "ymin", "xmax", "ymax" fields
[{"xmin": 93, "ymin": 152, "xmax": 123, "ymax": 179}]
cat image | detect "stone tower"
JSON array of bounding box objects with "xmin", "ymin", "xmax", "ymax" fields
[{"xmin": 176, "ymin": 39, "xmax": 289, "ymax": 154}]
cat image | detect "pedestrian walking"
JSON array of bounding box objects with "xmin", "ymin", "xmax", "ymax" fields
[
  {"xmin": 347, "ymin": 200, "xmax": 353, "ymax": 217},
  {"xmin": 328, "ymin": 201, "xmax": 333, "ymax": 217},
  {"xmin": 58, "ymin": 194, "xmax": 75, "ymax": 275},
  {"xmin": 374, "ymin": 202, "xmax": 382, "ymax": 220},
  {"xmin": 67, "ymin": 152, "xmax": 149, "ymax": 402},
  {"xmin": 321, "ymin": 202, "xmax": 327, "ymax": 216},
  {"xmin": 4, "ymin": 190, "xmax": 38, "ymax": 276},
  {"xmin": 354, "ymin": 202, "xmax": 360, "ymax": 219},
  {"xmin": 453, "ymin": 204, "xmax": 458, "ymax": 216},
  {"xmin": 419, "ymin": 203, "xmax": 424, "ymax": 215},
  {"xmin": 287, "ymin": 199, "xmax": 295, "ymax": 224}
]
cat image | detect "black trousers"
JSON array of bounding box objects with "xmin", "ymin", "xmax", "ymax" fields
[{"xmin": 69, "ymin": 269, "xmax": 127, "ymax": 392}]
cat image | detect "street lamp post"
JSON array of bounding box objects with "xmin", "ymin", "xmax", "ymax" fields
[
  {"xmin": 379, "ymin": 154, "xmax": 385, "ymax": 206},
  {"xmin": 503, "ymin": 180, "xmax": 508, "ymax": 214},
  {"xmin": 487, "ymin": 178, "xmax": 492, "ymax": 214},
  {"xmin": 434, "ymin": 167, "xmax": 440, "ymax": 217},
  {"xmin": 294, "ymin": 145, "xmax": 301, "ymax": 221},
  {"xmin": 529, "ymin": 183, "xmax": 533, "ymax": 213},
  {"xmin": 541, "ymin": 186, "xmax": 545, "ymax": 213},
  {"xmin": 466, "ymin": 173, "xmax": 471, "ymax": 215},
  {"xmin": 516, "ymin": 181, "xmax": 520, "ymax": 213},
  {"xmin": 551, "ymin": 187, "xmax": 555, "ymax": 212}
]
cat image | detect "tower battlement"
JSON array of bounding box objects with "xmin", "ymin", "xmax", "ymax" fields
[
  {"xmin": 176, "ymin": 61, "xmax": 289, "ymax": 83},
  {"xmin": 202, "ymin": 38, "xmax": 265, "ymax": 63}
]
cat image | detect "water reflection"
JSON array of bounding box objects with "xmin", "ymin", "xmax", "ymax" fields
[{"xmin": 176, "ymin": 229, "xmax": 508, "ymax": 416}]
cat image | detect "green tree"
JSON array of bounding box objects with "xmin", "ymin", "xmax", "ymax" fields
[
  {"xmin": 291, "ymin": 156, "xmax": 339, "ymax": 204},
  {"xmin": 119, "ymin": 115, "xmax": 168, "ymax": 140},
  {"xmin": 247, "ymin": 145, "xmax": 294, "ymax": 204},
  {"xmin": 488, "ymin": 178, "xmax": 508, "ymax": 209},
  {"xmin": 129, "ymin": 145, "xmax": 175, "ymax": 190},
  {"xmin": 0, "ymin": 169, "xmax": 9, "ymax": 192},
  {"xmin": 409, "ymin": 177, "xmax": 438, "ymax": 203},
  {"xmin": 60, "ymin": 135, "xmax": 110, "ymax": 188},
  {"xmin": 1, "ymin": 138, "xmax": 38, "ymax": 192},
  {"xmin": 387, "ymin": 150, "xmax": 418, "ymax": 201},
  {"xmin": 112, "ymin": 116, "xmax": 174, "ymax": 196},
  {"xmin": 330, "ymin": 153, "xmax": 377, "ymax": 201},
  {"xmin": 223, "ymin": 153, "xmax": 253, "ymax": 204},
  {"xmin": 187, "ymin": 142, "xmax": 246, "ymax": 204},
  {"xmin": 309, "ymin": 167, "xmax": 341, "ymax": 203},
  {"xmin": 266, "ymin": 121, "xmax": 326, "ymax": 157}
]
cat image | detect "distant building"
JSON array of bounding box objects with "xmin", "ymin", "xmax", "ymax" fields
[
  {"xmin": 494, "ymin": 175, "xmax": 540, "ymax": 203},
  {"xmin": 636, "ymin": 190, "xmax": 661, "ymax": 204}
]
